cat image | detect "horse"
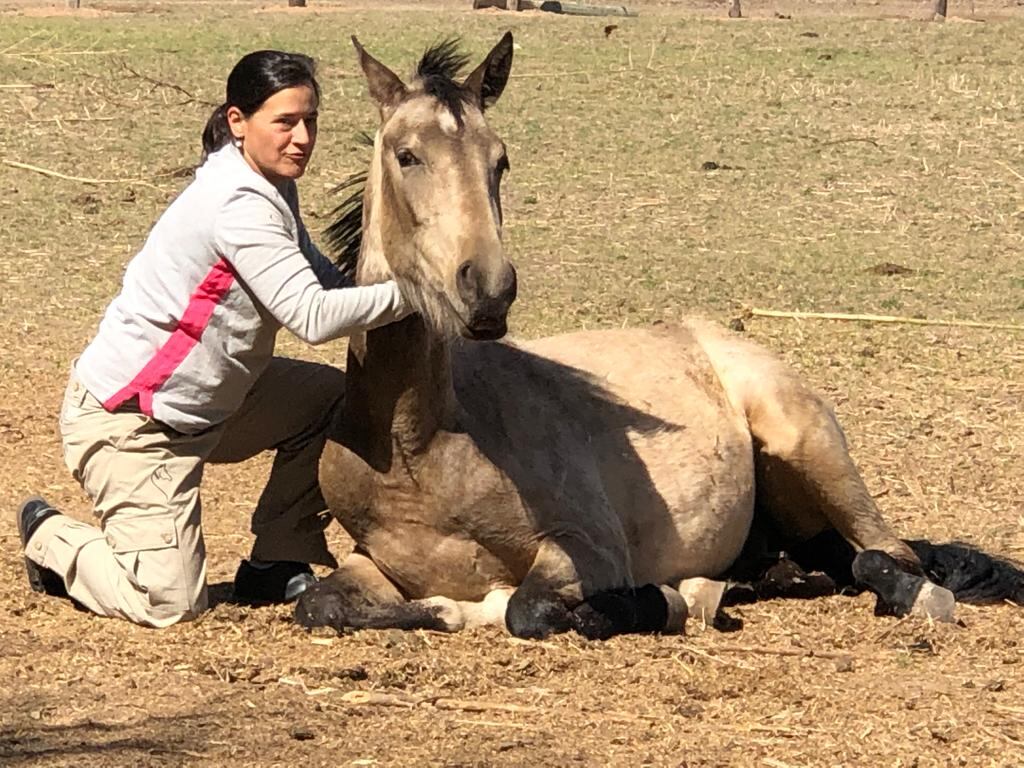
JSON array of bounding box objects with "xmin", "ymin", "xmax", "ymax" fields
[{"xmin": 295, "ymin": 34, "xmax": 1023, "ymax": 640}]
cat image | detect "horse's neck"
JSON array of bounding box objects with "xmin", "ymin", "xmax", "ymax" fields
[
  {"xmin": 344, "ymin": 139, "xmax": 456, "ymax": 466},
  {"xmin": 345, "ymin": 318, "xmax": 455, "ymax": 456}
]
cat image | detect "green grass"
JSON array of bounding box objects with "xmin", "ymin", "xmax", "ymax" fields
[
  {"xmin": 3, "ymin": 5, "xmax": 1024, "ymax": 348},
  {"xmin": 2, "ymin": 8, "xmax": 1024, "ymax": 765}
]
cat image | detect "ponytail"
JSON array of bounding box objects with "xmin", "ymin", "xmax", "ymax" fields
[{"xmin": 201, "ymin": 102, "xmax": 232, "ymax": 161}]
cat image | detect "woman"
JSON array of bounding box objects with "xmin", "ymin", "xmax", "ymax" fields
[{"xmin": 16, "ymin": 50, "xmax": 409, "ymax": 627}]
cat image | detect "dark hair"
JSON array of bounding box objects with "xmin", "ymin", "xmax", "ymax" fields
[{"xmin": 201, "ymin": 50, "xmax": 321, "ymax": 160}]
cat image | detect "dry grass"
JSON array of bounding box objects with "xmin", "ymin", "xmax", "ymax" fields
[{"xmin": 2, "ymin": 0, "xmax": 1023, "ymax": 765}]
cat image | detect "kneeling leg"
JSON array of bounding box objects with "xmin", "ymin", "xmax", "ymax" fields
[
  {"xmin": 505, "ymin": 537, "xmax": 687, "ymax": 640},
  {"xmin": 295, "ymin": 552, "xmax": 459, "ymax": 632},
  {"xmin": 748, "ymin": 383, "xmax": 920, "ymax": 571},
  {"xmin": 295, "ymin": 552, "xmax": 517, "ymax": 633}
]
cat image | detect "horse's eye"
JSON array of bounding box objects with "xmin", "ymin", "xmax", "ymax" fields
[{"xmin": 396, "ymin": 148, "xmax": 420, "ymax": 168}]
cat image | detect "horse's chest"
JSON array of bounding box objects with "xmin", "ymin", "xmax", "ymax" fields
[{"xmin": 321, "ymin": 433, "xmax": 536, "ymax": 597}]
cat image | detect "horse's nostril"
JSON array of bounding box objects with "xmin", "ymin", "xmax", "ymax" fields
[
  {"xmin": 456, "ymin": 260, "xmax": 477, "ymax": 303},
  {"xmin": 502, "ymin": 264, "xmax": 518, "ymax": 305}
]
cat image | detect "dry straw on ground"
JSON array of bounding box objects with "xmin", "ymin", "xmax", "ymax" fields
[{"xmin": 1, "ymin": 1, "xmax": 1023, "ymax": 766}]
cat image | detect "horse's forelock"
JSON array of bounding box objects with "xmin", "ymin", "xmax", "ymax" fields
[{"xmin": 415, "ymin": 38, "xmax": 474, "ymax": 126}]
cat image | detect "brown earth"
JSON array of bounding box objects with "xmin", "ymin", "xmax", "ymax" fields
[{"xmin": 1, "ymin": 1, "xmax": 1023, "ymax": 766}]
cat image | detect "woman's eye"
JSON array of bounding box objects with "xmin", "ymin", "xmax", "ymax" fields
[{"xmin": 396, "ymin": 148, "xmax": 420, "ymax": 168}]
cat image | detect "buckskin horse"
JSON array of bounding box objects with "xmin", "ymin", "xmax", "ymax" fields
[{"xmin": 295, "ymin": 34, "xmax": 1023, "ymax": 640}]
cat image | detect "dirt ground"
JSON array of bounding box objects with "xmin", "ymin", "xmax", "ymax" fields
[{"xmin": 2, "ymin": 1, "xmax": 1024, "ymax": 766}]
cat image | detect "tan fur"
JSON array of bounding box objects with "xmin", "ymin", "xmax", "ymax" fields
[{"xmin": 318, "ymin": 38, "xmax": 918, "ymax": 632}]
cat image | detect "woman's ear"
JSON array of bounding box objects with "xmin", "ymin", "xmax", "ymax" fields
[{"xmin": 226, "ymin": 105, "xmax": 246, "ymax": 141}]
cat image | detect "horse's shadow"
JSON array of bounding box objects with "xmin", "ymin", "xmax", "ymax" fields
[{"xmin": 447, "ymin": 339, "xmax": 698, "ymax": 636}]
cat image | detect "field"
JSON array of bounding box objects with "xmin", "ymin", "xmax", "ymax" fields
[{"xmin": 2, "ymin": 0, "xmax": 1024, "ymax": 765}]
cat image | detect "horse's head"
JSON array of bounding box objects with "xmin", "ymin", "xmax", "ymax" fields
[{"xmin": 352, "ymin": 34, "xmax": 517, "ymax": 342}]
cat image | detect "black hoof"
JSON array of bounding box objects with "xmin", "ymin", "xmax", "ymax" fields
[
  {"xmin": 505, "ymin": 590, "xmax": 572, "ymax": 639},
  {"xmin": 712, "ymin": 609, "xmax": 743, "ymax": 632},
  {"xmin": 294, "ymin": 583, "xmax": 347, "ymax": 629},
  {"xmin": 570, "ymin": 584, "xmax": 670, "ymax": 640},
  {"xmin": 756, "ymin": 558, "xmax": 837, "ymax": 601},
  {"xmin": 853, "ymin": 549, "xmax": 954, "ymax": 621}
]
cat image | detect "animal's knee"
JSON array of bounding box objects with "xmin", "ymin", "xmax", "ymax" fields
[
  {"xmin": 505, "ymin": 587, "xmax": 572, "ymax": 639},
  {"xmin": 751, "ymin": 387, "xmax": 843, "ymax": 461}
]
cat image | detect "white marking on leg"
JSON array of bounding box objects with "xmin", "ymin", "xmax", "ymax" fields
[
  {"xmin": 420, "ymin": 596, "xmax": 466, "ymax": 631},
  {"xmin": 910, "ymin": 582, "xmax": 956, "ymax": 623},
  {"xmin": 459, "ymin": 588, "xmax": 514, "ymax": 630},
  {"xmin": 676, "ymin": 577, "xmax": 727, "ymax": 629}
]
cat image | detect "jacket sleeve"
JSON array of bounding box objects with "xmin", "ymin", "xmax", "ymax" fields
[
  {"xmin": 298, "ymin": 225, "xmax": 353, "ymax": 290},
  {"xmin": 214, "ymin": 188, "xmax": 409, "ymax": 345}
]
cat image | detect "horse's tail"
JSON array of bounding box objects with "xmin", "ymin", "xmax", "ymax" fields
[{"xmin": 905, "ymin": 539, "xmax": 1024, "ymax": 605}]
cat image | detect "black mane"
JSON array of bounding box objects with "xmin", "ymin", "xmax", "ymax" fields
[
  {"xmin": 416, "ymin": 37, "xmax": 473, "ymax": 126},
  {"xmin": 323, "ymin": 40, "xmax": 475, "ymax": 272},
  {"xmin": 322, "ymin": 170, "xmax": 366, "ymax": 280}
]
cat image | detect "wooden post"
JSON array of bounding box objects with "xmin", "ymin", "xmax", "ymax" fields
[
  {"xmin": 932, "ymin": 0, "xmax": 947, "ymax": 19},
  {"xmin": 288, "ymin": 0, "xmax": 307, "ymax": 7},
  {"xmin": 728, "ymin": 0, "xmax": 741, "ymax": 17},
  {"xmin": 66, "ymin": 0, "xmax": 81, "ymax": 8}
]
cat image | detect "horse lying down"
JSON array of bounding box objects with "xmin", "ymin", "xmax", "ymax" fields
[{"xmin": 295, "ymin": 34, "xmax": 1024, "ymax": 640}]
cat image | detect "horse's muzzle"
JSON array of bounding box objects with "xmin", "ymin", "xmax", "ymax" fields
[{"xmin": 459, "ymin": 260, "xmax": 517, "ymax": 341}]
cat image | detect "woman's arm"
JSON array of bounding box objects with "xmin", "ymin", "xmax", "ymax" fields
[
  {"xmin": 214, "ymin": 189, "xmax": 408, "ymax": 345},
  {"xmin": 299, "ymin": 224, "xmax": 353, "ymax": 290}
]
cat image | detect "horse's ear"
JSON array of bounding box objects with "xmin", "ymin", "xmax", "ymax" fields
[
  {"xmin": 352, "ymin": 36, "xmax": 407, "ymax": 112},
  {"xmin": 463, "ymin": 31, "xmax": 514, "ymax": 111}
]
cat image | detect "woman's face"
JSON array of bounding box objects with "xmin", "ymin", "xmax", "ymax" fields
[{"xmin": 228, "ymin": 84, "xmax": 319, "ymax": 186}]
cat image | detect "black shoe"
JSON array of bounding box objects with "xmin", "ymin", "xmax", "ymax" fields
[
  {"xmin": 233, "ymin": 560, "xmax": 316, "ymax": 605},
  {"xmin": 17, "ymin": 496, "xmax": 69, "ymax": 598}
]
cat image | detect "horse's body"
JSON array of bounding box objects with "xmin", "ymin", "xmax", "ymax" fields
[
  {"xmin": 326, "ymin": 322, "xmax": 757, "ymax": 598},
  {"xmin": 298, "ymin": 36, "xmax": 1021, "ymax": 639}
]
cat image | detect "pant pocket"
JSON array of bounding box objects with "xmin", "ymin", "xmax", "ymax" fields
[
  {"xmin": 58, "ymin": 374, "xmax": 91, "ymax": 429},
  {"xmin": 104, "ymin": 513, "xmax": 191, "ymax": 620}
]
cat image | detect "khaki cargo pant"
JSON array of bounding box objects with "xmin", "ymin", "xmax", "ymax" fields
[{"xmin": 25, "ymin": 357, "xmax": 345, "ymax": 628}]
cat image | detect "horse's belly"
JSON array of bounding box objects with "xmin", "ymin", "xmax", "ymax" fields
[
  {"xmin": 523, "ymin": 325, "xmax": 756, "ymax": 583},
  {"xmin": 621, "ymin": 426, "xmax": 755, "ymax": 583}
]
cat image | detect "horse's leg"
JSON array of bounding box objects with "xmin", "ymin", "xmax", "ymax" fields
[
  {"xmin": 693, "ymin": 324, "xmax": 919, "ymax": 568},
  {"xmin": 505, "ymin": 536, "xmax": 687, "ymax": 640},
  {"xmin": 294, "ymin": 552, "xmax": 464, "ymax": 632},
  {"xmin": 295, "ymin": 552, "xmax": 518, "ymax": 632},
  {"xmin": 693, "ymin": 324, "xmax": 958, "ymax": 619}
]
